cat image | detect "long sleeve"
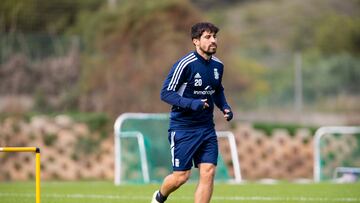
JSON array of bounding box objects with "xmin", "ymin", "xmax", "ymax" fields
[
  {"xmin": 160, "ymin": 58, "xmax": 204, "ymax": 111},
  {"xmin": 161, "ymin": 88, "xmax": 204, "ymax": 111},
  {"xmin": 213, "ymin": 84, "xmax": 231, "ymax": 111}
]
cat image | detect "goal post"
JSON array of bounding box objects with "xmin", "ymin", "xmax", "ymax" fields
[
  {"xmin": 114, "ymin": 113, "xmax": 168, "ymax": 185},
  {"xmin": 217, "ymin": 131, "xmax": 242, "ymax": 182},
  {"xmin": 114, "ymin": 113, "xmax": 242, "ymax": 185},
  {"xmin": 314, "ymin": 126, "xmax": 360, "ymax": 182},
  {"xmin": 0, "ymin": 147, "xmax": 41, "ymax": 203}
]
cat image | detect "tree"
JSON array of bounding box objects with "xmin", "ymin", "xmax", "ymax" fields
[
  {"xmin": 315, "ymin": 14, "xmax": 360, "ymax": 56},
  {"xmin": 0, "ymin": 0, "xmax": 102, "ymax": 33}
]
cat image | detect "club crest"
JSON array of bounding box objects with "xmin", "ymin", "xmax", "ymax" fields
[{"xmin": 214, "ymin": 68, "xmax": 219, "ymax": 80}]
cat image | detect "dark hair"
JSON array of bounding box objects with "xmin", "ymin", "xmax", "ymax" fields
[{"xmin": 191, "ymin": 22, "xmax": 219, "ymax": 40}]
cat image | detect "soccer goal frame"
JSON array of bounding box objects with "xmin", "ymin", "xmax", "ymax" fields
[
  {"xmin": 313, "ymin": 126, "xmax": 360, "ymax": 182},
  {"xmin": 114, "ymin": 113, "xmax": 242, "ymax": 185}
]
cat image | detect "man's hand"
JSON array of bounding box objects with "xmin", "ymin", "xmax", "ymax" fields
[
  {"xmin": 201, "ymin": 99, "xmax": 209, "ymax": 109},
  {"xmin": 190, "ymin": 99, "xmax": 209, "ymax": 111},
  {"xmin": 223, "ymin": 109, "xmax": 233, "ymax": 121}
]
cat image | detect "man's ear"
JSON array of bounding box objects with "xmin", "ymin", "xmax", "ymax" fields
[{"xmin": 192, "ymin": 38, "xmax": 199, "ymax": 46}]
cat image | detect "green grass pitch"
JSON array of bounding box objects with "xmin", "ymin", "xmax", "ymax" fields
[{"xmin": 1, "ymin": 181, "xmax": 360, "ymax": 203}]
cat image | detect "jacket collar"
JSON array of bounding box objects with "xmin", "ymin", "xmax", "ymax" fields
[{"xmin": 193, "ymin": 51, "xmax": 212, "ymax": 64}]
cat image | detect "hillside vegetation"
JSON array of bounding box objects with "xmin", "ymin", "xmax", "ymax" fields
[
  {"xmin": 210, "ymin": 0, "xmax": 360, "ymax": 112},
  {"xmin": 0, "ymin": 0, "xmax": 359, "ymax": 120}
]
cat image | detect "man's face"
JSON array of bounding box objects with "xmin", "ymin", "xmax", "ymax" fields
[{"xmin": 193, "ymin": 30, "xmax": 217, "ymax": 56}]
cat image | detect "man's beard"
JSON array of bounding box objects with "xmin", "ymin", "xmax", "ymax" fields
[{"xmin": 200, "ymin": 46, "xmax": 217, "ymax": 56}]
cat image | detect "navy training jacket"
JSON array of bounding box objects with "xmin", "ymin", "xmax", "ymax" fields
[{"xmin": 160, "ymin": 51, "xmax": 231, "ymax": 130}]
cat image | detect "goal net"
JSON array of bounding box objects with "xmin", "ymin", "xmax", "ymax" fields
[
  {"xmin": 114, "ymin": 113, "xmax": 241, "ymax": 184},
  {"xmin": 314, "ymin": 126, "xmax": 360, "ymax": 182}
]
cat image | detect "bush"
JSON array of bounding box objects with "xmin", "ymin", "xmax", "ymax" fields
[{"xmin": 253, "ymin": 122, "xmax": 318, "ymax": 136}]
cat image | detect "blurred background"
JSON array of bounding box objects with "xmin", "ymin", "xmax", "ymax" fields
[{"xmin": 0, "ymin": 0, "xmax": 359, "ymax": 181}]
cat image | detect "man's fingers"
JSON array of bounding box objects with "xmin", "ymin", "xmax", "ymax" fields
[
  {"xmin": 204, "ymin": 102, "xmax": 209, "ymax": 107},
  {"xmin": 223, "ymin": 109, "xmax": 233, "ymax": 121},
  {"xmin": 201, "ymin": 99, "xmax": 209, "ymax": 108}
]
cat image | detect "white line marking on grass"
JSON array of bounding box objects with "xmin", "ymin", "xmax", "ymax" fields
[
  {"xmin": 0, "ymin": 192, "xmax": 359, "ymax": 202},
  {"xmin": 212, "ymin": 196, "xmax": 360, "ymax": 202}
]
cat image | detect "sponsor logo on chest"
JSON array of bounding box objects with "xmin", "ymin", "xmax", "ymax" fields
[{"xmin": 193, "ymin": 85, "xmax": 215, "ymax": 95}]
